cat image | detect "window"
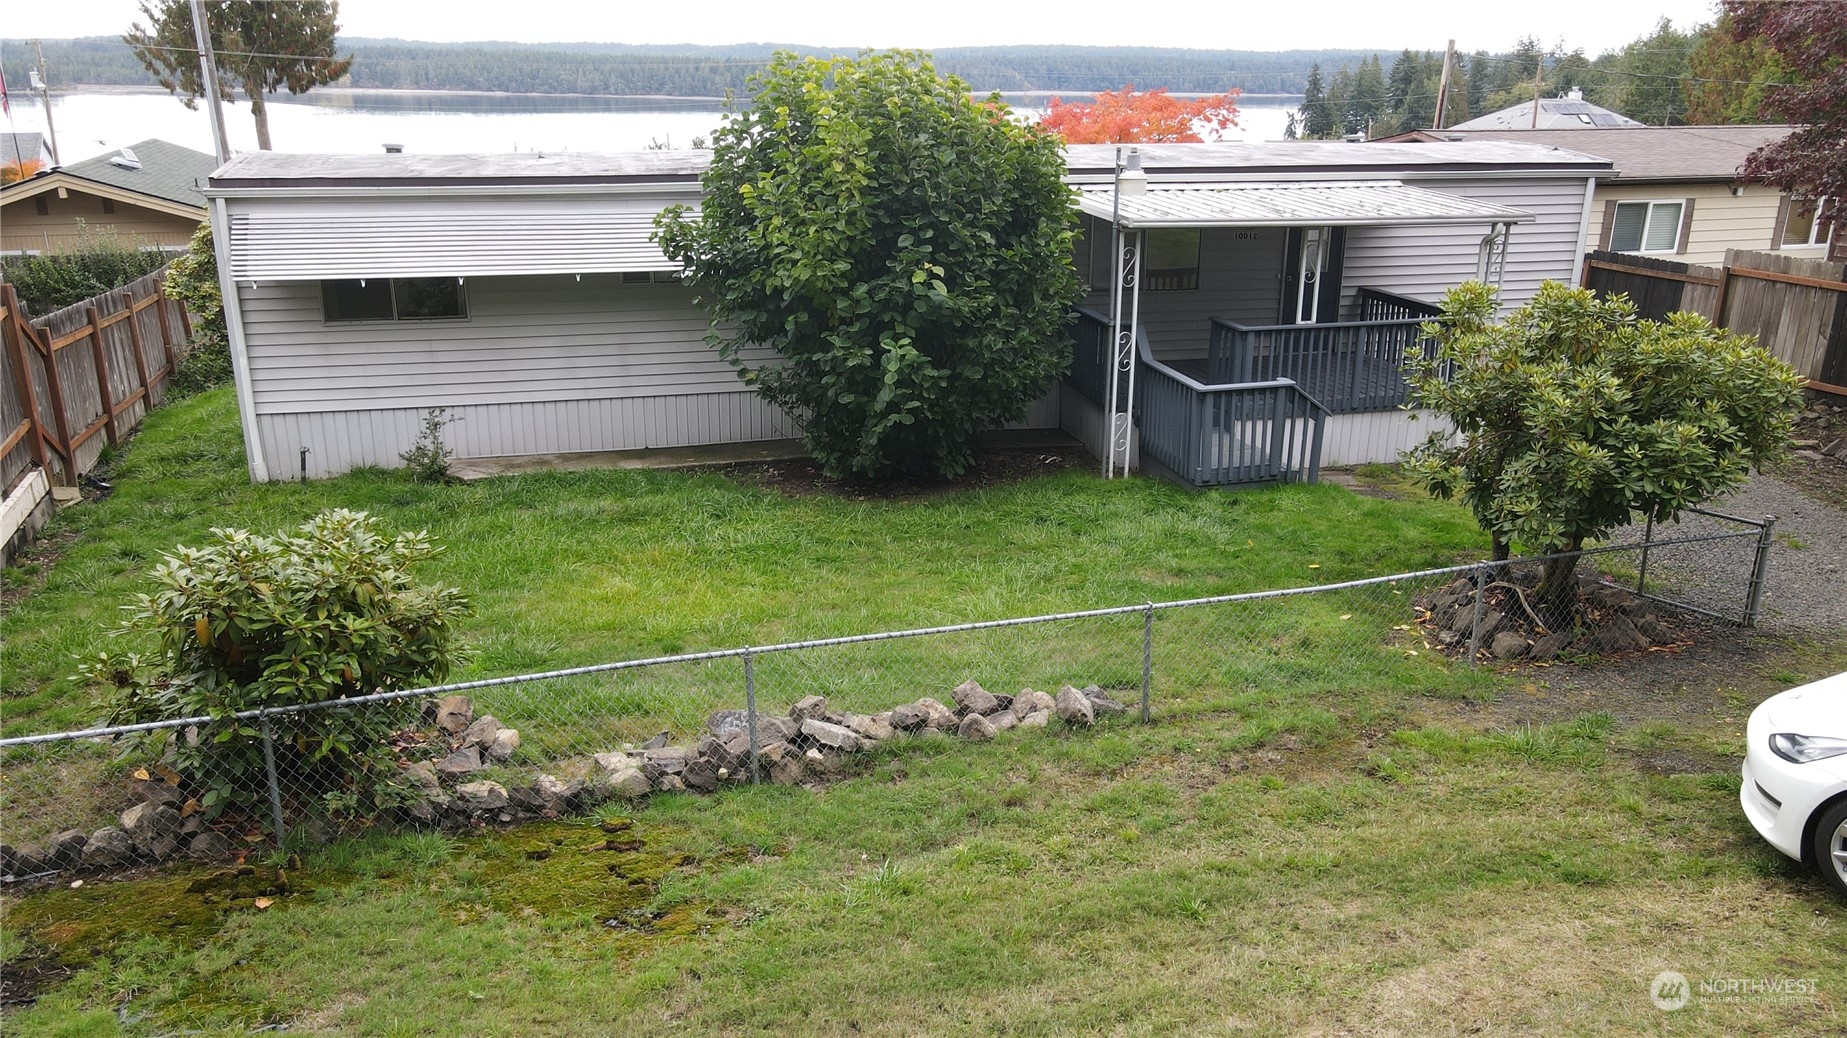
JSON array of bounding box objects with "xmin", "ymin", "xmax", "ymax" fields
[
  {"xmin": 34, "ymin": 196, "xmax": 49, "ymax": 216},
  {"xmin": 101, "ymin": 199, "xmax": 116, "ymax": 215},
  {"xmin": 321, "ymin": 278, "xmax": 467, "ymax": 322},
  {"xmin": 1780, "ymin": 197, "xmax": 1833, "ymax": 249},
  {"xmin": 619, "ymin": 270, "xmax": 683, "ymax": 285},
  {"xmin": 1142, "ymin": 229, "xmax": 1201, "ymax": 292},
  {"xmin": 1609, "ymin": 200, "xmax": 1685, "ymax": 253}
]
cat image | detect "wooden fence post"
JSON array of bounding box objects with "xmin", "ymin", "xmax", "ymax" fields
[
  {"xmin": 152, "ymin": 288, "xmax": 178, "ymax": 386},
  {"xmin": 4, "ymin": 283, "xmax": 75, "ymax": 484},
  {"xmin": 2, "ymin": 300, "xmax": 51, "ymax": 476},
  {"xmin": 122, "ymin": 291, "xmax": 154, "ymax": 412},
  {"xmin": 85, "ymin": 306, "xmax": 119, "ymax": 447}
]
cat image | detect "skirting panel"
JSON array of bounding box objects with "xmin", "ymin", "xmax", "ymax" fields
[
  {"xmin": 258, "ymin": 392, "xmax": 798, "ymax": 480},
  {"xmin": 1320, "ymin": 409, "xmax": 1453, "ymax": 466}
]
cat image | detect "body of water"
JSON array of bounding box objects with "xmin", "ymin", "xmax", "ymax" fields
[{"xmin": 9, "ymin": 89, "xmax": 1300, "ymax": 164}]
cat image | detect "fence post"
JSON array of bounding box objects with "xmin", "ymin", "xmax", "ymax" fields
[
  {"xmin": 744, "ymin": 649, "xmax": 761, "ymax": 785},
  {"xmin": 1467, "ymin": 561, "xmax": 1490, "ymax": 666},
  {"xmin": 1744, "ymin": 515, "xmax": 1778, "ymax": 627},
  {"xmin": 257, "ymin": 710, "xmax": 288, "ymax": 846},
  {"xmin": 1636, "ymin": 513, "xmax": 1654, "ymax": 596},
  {"xmin": 85, "ymin": 306, "xmax": 119, "ymax": 447},
  {"xmin": 1140, "ymin": 603, "xmax": 1154, "ymax": 723},
  {"xmin": 121, "ymin": 291, "xmax": 154, "ymax": 411}
]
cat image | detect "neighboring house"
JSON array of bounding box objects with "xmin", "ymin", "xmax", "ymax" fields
[
  {"xmin": 0, "ymin": 139, "xmax": 216, "ymax": 254},
  {"xmin": 1374, "ymin": 125, "xmax": 1835, "ymax": 265},
  {"xmin": 1, "ymin": 132, "xmax": 53, "ymax": 170},
  {"xmin": 203, "ymin": 141, "xmax": 1609, "ymax": 486},
  {"xmin": 1447, "ymin": 88, "xmax": 1645, "ymax": 131}
]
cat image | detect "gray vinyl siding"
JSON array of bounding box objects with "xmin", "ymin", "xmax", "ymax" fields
[
  {"xmin": 239, "ymin": 274, "xmax": 770, "ymax": 414},
  {"xmin": 1080, "ymin": 219, "xmax": 1284, "ymax": 362},
  {"xmin": 1341, "ymin": 176, "xmax": 1590, "ymax": 313}
]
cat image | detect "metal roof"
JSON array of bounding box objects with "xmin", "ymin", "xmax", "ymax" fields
[
  {"xmin": 1450, "ymin": 97, "xmax": 1646, "ymax": 131},
  {"xmin": 1404, "ymin": 125, "xmax": 1795, "ymax": 182},
  {"xmin": 1075, "ymin": 180, "xmax": 1534, "ymax": 229}
]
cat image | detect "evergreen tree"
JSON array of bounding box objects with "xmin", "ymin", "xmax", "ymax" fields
[{"xmin": 1300, "ymin": 62, "xmax": 1334, "ymax": 139}]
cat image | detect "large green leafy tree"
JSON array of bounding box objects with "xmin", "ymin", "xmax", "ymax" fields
[
  {"xmin": 1404, "ymin": 282, "xmax": 1801, "ymax": 623},
  {"xmin": 1726, "ymin": 0, "xmax": 1847, "ymax": 240},
  {"xmin": 125, "ymin": 0, "xmax": 353, "ymax": 151},
  {"xmin": 655, "ymin": 50, "xmax": 1082, "ymax": 481}
]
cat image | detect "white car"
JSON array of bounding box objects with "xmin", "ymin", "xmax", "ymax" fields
[{"xmin": 1742, "ymin": 670, "xmax": 1847, "ymax": 896}]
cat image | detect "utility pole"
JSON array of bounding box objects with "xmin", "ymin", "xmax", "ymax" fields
[
  {"xmin": 31, "ymin": 40, "xmax": 60, "ymax": 166},
  {"xmin": 190, "ymin": 0, "xmax": 231, "ymax": 164},
  {"xmin": 1433, "ymin": 39, "xmax": 1455, "ymax": 130},
  {"xmin": 1529, "ymin": 56, "xmax": 1543, "ymax": 129}
]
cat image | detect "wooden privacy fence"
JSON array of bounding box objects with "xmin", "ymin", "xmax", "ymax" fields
[
  {"xmin": 1582, "ymin": 249, "xmax": 1847, "ymax": 395},
  {"xmin": 0, "ymin": 268, "xmax": 194, "ymax": 492}
]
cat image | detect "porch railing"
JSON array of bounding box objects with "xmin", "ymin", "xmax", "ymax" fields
[
  {"xmin": 1067, "ymin": 308, "xmax": 1327, "ymax": 488},
  {"xmin": 1354, "ymin": 286, "xmax": 1443, "ymax": 323},
  {"xmin": 1207, "ymin": 316, "xmax": 1434, "ymax": 414}
]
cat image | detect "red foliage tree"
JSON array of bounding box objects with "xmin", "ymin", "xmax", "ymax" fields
[
  {"xmin": 1039, "ymin": 85, "xmax": 1240, "ymax": 143},
  {"xmin": 1726, "ymin": 0, "xmax": 1847, "ymax": 251}
]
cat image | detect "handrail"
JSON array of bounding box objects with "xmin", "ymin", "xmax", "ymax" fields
[
  {"xmin": 1136, "ymin": 327, "xmax": 1330, "ymax": 413},
  {"xmin": 1209, "ymin": 315, "xmax": 1428, "ymax": 335}
]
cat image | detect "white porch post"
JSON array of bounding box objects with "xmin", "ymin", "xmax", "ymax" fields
[{"xmin": 1104, "ymin": 147, "xmax": 1145, "ymax": 479}]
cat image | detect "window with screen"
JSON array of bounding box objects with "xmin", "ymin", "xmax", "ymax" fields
[
  {"xmin": 322, "ymin": 278, "xmax": 467, "ymax": 322},
  {"xmin": 1609, "ymin": 200, "xmax": 1685, "ymax": 253},
  {"xmin": 1142, "ymin": 229, "xmax": 1201, "ymax": 291}
]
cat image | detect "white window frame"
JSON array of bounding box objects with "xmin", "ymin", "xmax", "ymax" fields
[
  {"xmin": 1779, "ymin": 196, "xmax": 1834, "ymax": 249},
  {"xmin": 320, "ymin": 277, "xmax": 469, "ymax": 324},
  {"xmin": 1609, "ymin": 199, "xmax": 1686, "ymax": 255}
]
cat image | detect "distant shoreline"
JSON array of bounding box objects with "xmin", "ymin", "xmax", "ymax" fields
[{"xmin": 56, "ymin": 84, "xmax": 1303, "ymax": 105}]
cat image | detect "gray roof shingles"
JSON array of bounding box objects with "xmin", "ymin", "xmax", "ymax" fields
[
  {"xmin": 54, "ymin": 139, "xmax": 218, "ymax": 209},
  {"xmin": 1425, "ymin": 125, "xmax": 1794, "ymax": 182}
]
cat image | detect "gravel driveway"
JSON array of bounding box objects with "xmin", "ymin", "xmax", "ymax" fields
[{"xmin": 1675, "ymin": 472, "xmax": 1847, "ymax": 633}]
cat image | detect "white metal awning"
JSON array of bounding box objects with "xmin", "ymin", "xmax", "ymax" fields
[
  {"xmin": 1075, "ymin": 180, "xmax": 1534, "ymax": 228},
  {"xmin": 226, "ymin": 209, "xmax": 686, "ymax": 280}
]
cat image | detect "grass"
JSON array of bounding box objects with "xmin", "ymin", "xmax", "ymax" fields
[
  {"xmin": 6, "ymin": 388, "xmax": 1844, "ymax": 1034},
  {"xmin": 1, "ymin": 387, "xmax": 1487, "ymax": 736}
]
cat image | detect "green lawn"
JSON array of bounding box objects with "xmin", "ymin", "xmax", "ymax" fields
[{"xmin": 6, "ymin": 388, "xmax": 1844, "ymax": 1035}]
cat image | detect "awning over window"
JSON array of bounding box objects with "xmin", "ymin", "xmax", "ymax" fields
[
  {"xmin": 226, "ymin": 208, "xmax": 688, "ymax": 281},
  {"xmin": 1075, "ymin": 180, "xmax": 1533, "ymax": 229}
]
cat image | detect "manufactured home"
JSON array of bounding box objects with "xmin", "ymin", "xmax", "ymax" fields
[{"xmin": 203, "ymin": 141, "xmax": 1611, "ymax": 486}]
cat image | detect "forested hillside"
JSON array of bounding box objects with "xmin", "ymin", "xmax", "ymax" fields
[{"xmin": 1, "ymin": 37, "xmax": 1371, "ymax": 96}]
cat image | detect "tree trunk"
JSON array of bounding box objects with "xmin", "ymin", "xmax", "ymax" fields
[
  {"xmin": 1533, "ymin": 535, "xmax": 1583, "ymax": 631},
  {"xmin": 246, "ymin": 76, "xmax": 272, "ymax": 151}
]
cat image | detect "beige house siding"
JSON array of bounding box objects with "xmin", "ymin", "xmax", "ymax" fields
[
  {"xmin": 1587, "ymin": 183, "xmax": 1830, "ymax": 266},
  {"xmin": 1, "ymin": 188, "xmax": 203, "ymax": 253}
]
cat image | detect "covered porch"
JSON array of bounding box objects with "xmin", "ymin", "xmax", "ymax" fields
[{"xmin": 1064, "ymin": 171, "xmax": 1532, "ymax": 488}]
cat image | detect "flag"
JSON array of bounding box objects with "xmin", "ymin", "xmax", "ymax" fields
[{"xmin": 1, "ymin": 63, "xmax": 10, "ymax": 118}]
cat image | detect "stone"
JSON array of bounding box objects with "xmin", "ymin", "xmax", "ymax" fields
[
  {"xmin": 1447, "ymin": 605, "xmax": 1476, "ymax": 635},
  {"xmin": 2, "ymin": 844, "xmax": 46, "ymax": 878},
  {"xmin": 790, "ymin": 695, "xmax": 831, "ymax": 725},
  {"xmin": 989, "ymin": 711, "xmax": 1019, "ymax": 732},
  {"xmin": 1637, "ymin": 617, "xmax": 1677, "ymax": 645},
  {"xmin": 603, "ymin": 768, "xmax": 652, "ymax": 799},
  {"xmin": 187, "ymin": 831, "xmax": 233, "ymax": 861},
  {"xmin": 435, "ymin": 745, "xmax": 484, "ymax": 778},
  {"xmin": 1083, "ymin": 686, "xmax": 1128, "ymax": 717},
  {"xmin": 126, "ymin": 775, "xmax": 184, "ymax": 808},
  {"xmin": 799, "ymin": 718, "xmax": 862, "ymax": 753},
  {"xmin": 890, "ymin": 703, "xmax": 931, "ymax": 731},
  {"xmin": 455, "ymin": 781, "xmax": 510, "ymax": 812},
  {"xmin": 914, "ymin": 698, "xmax": 959, "ymax": 731},
  {"xmin": 642, "ymin": 746, "xmax": 691, "ymax": 782},
  {"xmin": 486, "ymin": 727, "xmax": 522, "ymax": 762},
  {"xmin": 45, "ymin": 829, "xmax": 87, "ymax": 869},
  {"xmin": 958, "ymin": 714, "xmax": 997, "ymax": 741},
  {"xmin": 707, "ymin": 709, "xmax": 750, "ymax": 739},
  {"xmin": 640, "ymin": 731, "xmax": 672, "ymax": 751},
  {"xmin": 842, "ymin": 713, "xmax": 896, "ymax": 742},
  {"xmin": 1489, "ymin": 631, "xmax": 1530, "ymax": 660},
  {"xmin": 514, "ymin": 774, "xmax": 584, "ymax": 816},
  {"xmin": 81, "ymin": 826, "xmax": 137, "ymax": 867},
  {"xmin": 654, "ymin": 774, "xmax": 687, "ymax": 793},
  {"xmin": 1528, "ymin": 632, "xmax": 1570, "ymax": 662},
  {"xmin": 459, "ymin": 715, "xmax": 503, "ymax": 750},
  {"xmin": 1476, "ymin": 610, "xmax": 1505, "ymax": 638},
  {"xmin": 1590, "ymin": 616, "xmax": 1649, "ymax": 655},
  {"xmin": 122, "ymin": 803, "xmax": 184, "ymax": 860},
  {"xmin": 760, "ymin": 741, "xmax": 805, "ymax": 786},
  {"xmin": 593, "ymin": 750, "xmax": 639, "ymax": 774},
  {"xmin": 683, "ymin": 758, "xmax": 721, "ymax": 794},
  {"xmin": 432, "ymin": 695, "xmax": 474, "ymax": 735},
  {"xmin": 1011, "ymin": 689, "xmax": 1056, "ymax": 720},
  {"xmin": 951, "ymin": 679, "xmax": 1000, "ymax": 717},
  {"xmin": 403, "ymin": 760, "xmax": 444, "ymax": 797},
  {"xmin": 1054, "ymin": 685, "xmax": 1095, "ymax": 727},
  {"xmin": 1018, "ymin": 710, "xmax": 1051, "ymax": 729}
]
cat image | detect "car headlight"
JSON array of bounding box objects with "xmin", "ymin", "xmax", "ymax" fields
[{"xmin": 1769, "ymin": 733, "xmax": 1847, "ymax": 764}]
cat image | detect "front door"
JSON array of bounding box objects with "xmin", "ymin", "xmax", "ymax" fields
[{"xmin": 1280, "ymin": 226, "xmax": 1346, "ymax": 324}]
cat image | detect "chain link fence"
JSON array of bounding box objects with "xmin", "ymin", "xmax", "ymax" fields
[{"xmin": 0, "ymin": 516, "xmax": 1776, "ymax": 876}]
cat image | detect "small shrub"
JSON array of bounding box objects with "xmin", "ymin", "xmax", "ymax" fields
[
  {"xmin": 84, "ymin": 510, "xmax": 471, "ymax": 824},
  {"xmin": 167, "ymin": 327, "xmax": 233, "ymax": 397},
  {"xmin": 399, "ymin": 407, "xmax": 458, "ymax": 483},
  {"xmin": 0, "ymin": 224, "xmax": 170, "ymax": 315}
]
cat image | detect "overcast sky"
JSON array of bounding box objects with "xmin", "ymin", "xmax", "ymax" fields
[{"xmin": 10, "ymin": 0, "xmax": 1721, "ymax": 57}]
